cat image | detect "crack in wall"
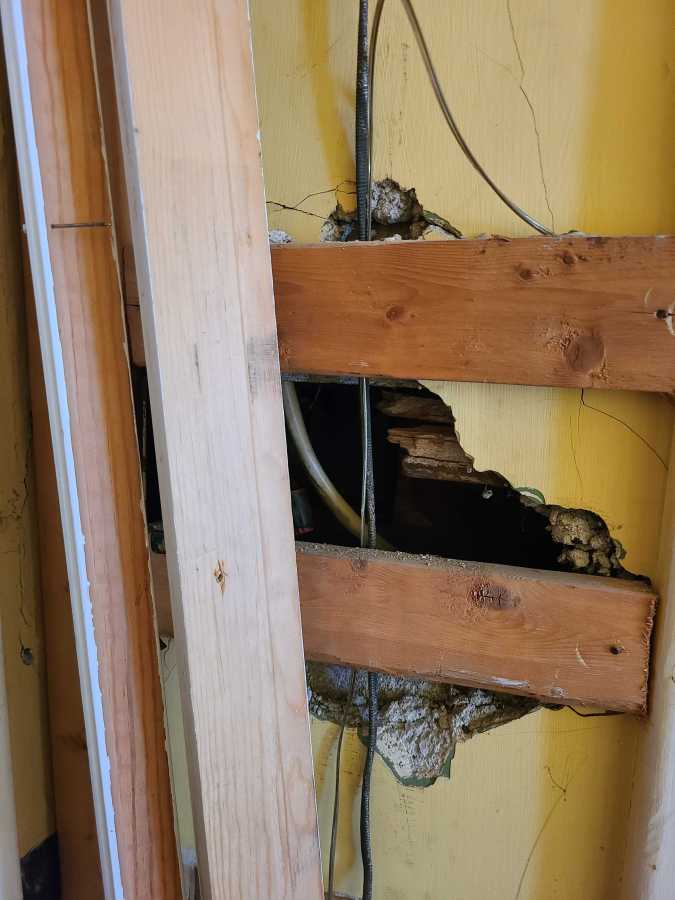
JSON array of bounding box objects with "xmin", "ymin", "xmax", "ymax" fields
[
  {"xmin": 506, "ymin": 0, "xmax": 556, "ymax": 233},
  {"xmin": 514, "ymin": 763, "xmax": 575, "ymax": 899},
  {"xmin": 580, "ymin": 389, "xmax": 669, "ymax": 470}
]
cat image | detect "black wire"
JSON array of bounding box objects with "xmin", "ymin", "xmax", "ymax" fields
[
  {"xmin": 361, "ymin": 670, "xmax": 379, "ymax": 899},
  {"xmin": 565, "ymin": 706, "xmax": 623, "ymax": 719},
  {"xmin": 356, "ymin": 0, "xmax": 371, "ymax": 244},
  {"xmin": 328, "ymin": 5, "xmax": 376, "ymax": 894},
  {"xmin": 359, "ymin": 379, "xmax": 377, "ymax": 550},
  {"xmin": 357, "ymin": 5, "xmax": 379, "ymax": 900}
]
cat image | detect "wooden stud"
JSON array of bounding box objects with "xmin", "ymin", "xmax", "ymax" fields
[
  {"xmin": 24, "ymin": 263, "xmax": 104, "ymax": 899},
  {"xmin": 105, "ymin": 1, "xmax": 322, "ymax": 898},
  {"xmin": 0, "ymin": 621, "xmax": 22, "ymax": 900},
  {"xmin": 1, "ymin": 1, "xmax": 181, "ymax": 896}
]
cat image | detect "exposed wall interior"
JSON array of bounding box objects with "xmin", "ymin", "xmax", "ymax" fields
[
  {"xmin": 2, "ymin": 2, "xmax": 675, "ymax": 899},
  {"xmin": 248, "ymin": 2, "xmax": 675, "ymax": 897}
]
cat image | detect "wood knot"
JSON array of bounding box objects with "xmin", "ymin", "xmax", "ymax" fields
[
  {"xmin": 214, "ymin": 560, "xmax": 227, "ymax": 593},
  {"xmin": 564, "ymin": 332, "xmax": 605, "ymax": 373},
  {"xmin": 469, "ymin": 580, "xmax": 519, "ymax": 611},
  {"xmin": 386, "ymin": 304, "xmax": 406, "ymax": 322}
]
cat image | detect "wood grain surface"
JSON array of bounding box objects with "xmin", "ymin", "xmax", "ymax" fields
[
  {"xmin": 298, "ymin": 543, "xmax": 656, "ymax": 713},
  {"xmin": 24, "ymin": 267, "xmax": 104, "ymax": 899},
  {"xmin": 19, "ymin": 1, "xmax": 181, "ymax": 896},
  {"xmin": 106, "ymin": 1, "xmax": 322, "ymax": 897},
  {"xmin": 272, "ymin": 237, "xmax": 675, "ymax": 391},
  {"xmin": 150, "ymin": 543, "xmax": 655, "ymax": 714},
  {"xmin": 127, "ymin": 236, "xmax": 675, "ymax": 390}
]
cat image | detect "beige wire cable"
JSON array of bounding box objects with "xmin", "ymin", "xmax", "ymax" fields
[{"xmin": 282, "ymin": 381, "xmax": 392, "ymax": 551}]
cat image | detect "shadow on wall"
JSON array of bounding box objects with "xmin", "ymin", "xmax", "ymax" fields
[
  {"xmin": 530, "ymin": 4, "xmax": 675, "ymax": 898},
  {"xmin": 302, "ymin": 0, "xmax": 354, "ymax": 190}
]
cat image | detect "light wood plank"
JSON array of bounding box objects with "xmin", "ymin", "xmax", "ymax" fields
[
  {"xmin": 272, "ymin": 237, "xmax": 675, "ymax": 390},
  {"xmin": 2, "ymin": 5, "xmax": 122, "ymax": 892},
  {"xmin": 48, "ymin": 226, "xmax": 180, "ymax": 898},
  {"xmin": 105, "ymin": 2, "xmax": 322, "ymax": 898},
  {"xmin": 4, "ymin": 1, "xmax": 182, "ymax": 895},
  {"xmin": 150, "ymin": 544, "xmax": 655, "ymax": 713}
]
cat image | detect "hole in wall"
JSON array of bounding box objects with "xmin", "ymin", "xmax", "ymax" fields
[
  {"xmin": 276, "ymin": 179, "xmax": 644, "ymax": 785},
  {"xmin": 287, "ymin": 379, "xmax": 640, "ymax": 785},
  {"xmin": 135, "ymin": 179, "xmax": 648, "ymax": 787}
]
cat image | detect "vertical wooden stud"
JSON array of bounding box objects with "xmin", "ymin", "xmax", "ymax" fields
[{"xmin": 105, "ymin": 1, "xmax": 323, "ymax": 897}]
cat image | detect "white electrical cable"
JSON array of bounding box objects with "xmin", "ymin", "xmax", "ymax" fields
[{"xmin": 370, "ymin": 0, "xmax": 556, "ymax": 236}]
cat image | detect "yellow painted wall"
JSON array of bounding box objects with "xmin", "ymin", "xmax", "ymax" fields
[
  {"xmin": 249, "ymin": 2, "xmax": 675, "ymax": 897},
  {"xmin": 3, "ymin": 0, "xmax": 670, "ymax": 889},
  {"xmin": 0, "ymin": 63, "xmax": 54, "ymax": 856}
]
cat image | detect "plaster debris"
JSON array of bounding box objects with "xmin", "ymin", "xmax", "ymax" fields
[
  {"xmin": 268, "ymin": 228, "xmax": 293, "ymax": 244},
  {"xmin": 370, "ymin": 177, "xmax": 422, "ymax": 225},
  {"xmin": 320, "ymin": 178, "xmax": 461, "ymax": 242},
  {"xmin": 320, "ymin": 203, "xmax": 355, "ymax": 242},
  {"xmin": 535, "ymin": 504, "xmax": 629, "ymax": 577},
  {"xmin": 307, "ymin": 664, "xmax": 537, "ymax": 785},
  {"xmin": 420, "ymin": 223, "xmax": 458, "ymax": 241}
]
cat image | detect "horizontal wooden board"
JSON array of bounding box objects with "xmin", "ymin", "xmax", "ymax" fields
[
  {"xmin": 298, "ymin": 544, "xmax": 655, "ymax": 713},
  {"xmin": 272, "ymin": 236, "xmax": 675, "ymax": 390},
  {"xmin": 126, "ymin": 236, "xmax": 675, "ymax": 389},
  {"xmin": 151, "ymin": 543, "xmax": 656, "ymax": 713}
]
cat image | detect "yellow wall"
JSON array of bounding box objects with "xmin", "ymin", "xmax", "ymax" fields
[
  {"xmin": 248, "ymin": 1, "xmax": 675, "ymax": 897},
  {"xmin": 0, "ymin": 64, "xmax": 54, "ymax": 856},
  {"xmin": 4, "ymin": 0, "xmax": 671, "ymax": 888}
]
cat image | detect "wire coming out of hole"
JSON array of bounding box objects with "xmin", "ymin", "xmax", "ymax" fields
[
  {"xmin": 322, "ymin": 3, "xmax": 561, "ymax": 896},
  {"xmin": 368, "ymin": 0, "xmax": 555, "ymax": 237}
]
